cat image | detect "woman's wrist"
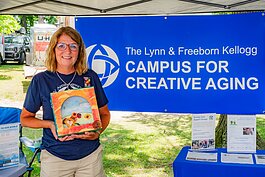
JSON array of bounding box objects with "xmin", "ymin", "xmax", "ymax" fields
[{"xmin": 95, "ymin": 130, "xmax": 101, "ymax": 135}]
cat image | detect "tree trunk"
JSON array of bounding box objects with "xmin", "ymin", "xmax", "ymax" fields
[
  {"xmin": 20, "ymin": 15, "xmax": 27, "ymax": 33},
  {"xmin": 256, "ymin": 132, "xmax": 265, "ymax": 150},
  {"xmin": 215, "ymin": 114, "xmax": 227, "ymax": 148},
  {"xmin": 215, "ymin": 114, "xmax": 265, "ymax": 149}
]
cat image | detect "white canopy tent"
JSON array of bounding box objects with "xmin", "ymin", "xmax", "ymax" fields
[{"xmin": 0, "ymin": 0, "xmax": 264, "ymax": 15}]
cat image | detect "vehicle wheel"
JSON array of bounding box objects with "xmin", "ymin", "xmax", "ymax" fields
[
  {"xmin": 18, "ymin": 52, "xmax": 25, "ymax": 65},
  {"xmin": 0, "ymin": 53, "xmax": 4, "ymax": 65}
]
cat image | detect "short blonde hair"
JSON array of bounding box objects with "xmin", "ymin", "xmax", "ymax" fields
[{"xmin": 45, "ymin": 26, "xmax": 88, "ymax": 75}]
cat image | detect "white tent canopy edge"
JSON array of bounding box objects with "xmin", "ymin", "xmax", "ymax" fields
[{"xmin": 0, "ymin": 0, "xmax": 264, "ymax": 15}]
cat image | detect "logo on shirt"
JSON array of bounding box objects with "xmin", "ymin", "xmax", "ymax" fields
[
  {"xmin": 57, "ymin": 83, "xmax": 81, "ymax": 92},
  {"xmin": 84, "ymin": 77, "xmax": 91, "ymax": 87},
  {"xmin": 86, "ymin": 44, "xmax": 120, "ymax": 88}
]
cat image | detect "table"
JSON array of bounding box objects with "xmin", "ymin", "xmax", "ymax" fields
[
  {"xmin": 0, "ymin": 151, "xmax": 27, "ymax": 177},
  {"xmin": 173, "ymin": 146, "xmax": 265, "ymax": 177}
]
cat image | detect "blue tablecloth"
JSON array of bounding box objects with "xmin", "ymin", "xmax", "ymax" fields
[{"xmin": 173, "ymin": 146, "xmax": 265, "ymax": 177}]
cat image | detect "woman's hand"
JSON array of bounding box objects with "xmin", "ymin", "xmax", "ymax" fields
[
  {"xmin": 71, "ymin": 131, "xmax": 100, "ymax": 140},
  {"xmin": 47, "ymin": 120, "xmax": 77, "ymax": 141},
  {"xmin": 47, "ymin": 120, "xmax": 58, "ymax": 140},
  {"xmin": 58, "ymin": 131, "xmax": 100, "ymax": 141},
  {"xmin": 58, "ymin": 135, "xmax": 75, "ymax": 141}
]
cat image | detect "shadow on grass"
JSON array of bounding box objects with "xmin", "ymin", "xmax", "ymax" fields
[
  {"xmin": 123, "ymin": 112, "xmax": 191, "ymax": 143},
  {"xmin": 0, "ymin": 74, "xmax": 12, "ymax": 80},
  {"xmin": 0, "ymin": 63, "xmax": 24, "ymax": 72},
  {"xmin": 102, "ymin": 122, "xmax": 183, "ymax": 177},
  {"xmin": 18, "ymin": 115, "xmax": 265, "ymax": 177},
  {"xmin": 22, "ymin": 117, "xmax": 185, "ymax": 177},
  {"xmin": 22, "ymin": 80, "xmax": 31, "ymax": 93},
  {"xmin": 102, "ymin": 125, "xmax": 141, "ymax": 176}
]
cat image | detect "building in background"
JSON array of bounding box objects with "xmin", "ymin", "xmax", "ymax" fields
[{"xmin": 56, "ymin": 16, "xmax": 75, "ymax": 28}]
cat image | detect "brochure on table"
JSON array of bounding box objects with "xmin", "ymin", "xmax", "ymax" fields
[
  {"xmin": 227, "ymin": 115, "xmax": 256, "ymax": 153},
  {"xmin": 221, "ymin": 153, "xmax": 253, "ymax": 164},
  {"xmin": 186, "ymin": 151, "xmax": 217, "ymax": 162},
  {"xmin": 255, "ymin": 154, "xmax": 265, "ymax": 164},
  {"xmin": 191, "ymin": 113, "xmax": 216, "ymax": 150},
  {"xmin": 0, "ymin": 123, "xmax": 19, "ymax": 169}
]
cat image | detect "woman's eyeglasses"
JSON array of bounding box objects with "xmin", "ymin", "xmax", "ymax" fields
[{"xmin": 56, "ymin": 43, "xmax": 79, "ymax": 51}]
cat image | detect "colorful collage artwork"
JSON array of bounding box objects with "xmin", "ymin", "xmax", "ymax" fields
[{"xmin": 51, "ymin": 87, "xmax": 101, "ymax": 137}]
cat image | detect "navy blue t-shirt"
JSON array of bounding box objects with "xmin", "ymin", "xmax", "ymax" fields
[{"xmin": 23, "ymin": 70, "xmax": 108, "ymax": 160}]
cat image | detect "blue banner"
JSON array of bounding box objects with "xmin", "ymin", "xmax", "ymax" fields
[{"xmin": 75, "ymin": 13, "xmax": 265, "ymax": 114}]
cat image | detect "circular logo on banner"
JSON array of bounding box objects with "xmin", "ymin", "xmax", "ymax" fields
[{"xmin": 86, "ymin": 44, "xmax": 120, "ymax": 88}]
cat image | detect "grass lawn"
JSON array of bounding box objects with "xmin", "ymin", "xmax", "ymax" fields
[
  {"xmin": 0, "ymin": 63, "xmax": 30, "ymax": 102},
  {"xmin": 21, "ymin": 113, "xmax": 265, "ymax": 177},
  {"xmin": 1, "ymin": 64, "xmax": 265, "ymax": 177},
  {"xmin": 22, "ymin": 112, "xmax": 190, "ymax": 177}
]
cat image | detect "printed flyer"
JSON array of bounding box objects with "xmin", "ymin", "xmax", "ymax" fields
[
  {"xmin": 186, "ymin": 151, "xmax": 217, "ymax": 162},
  {"xmin": 191, "ymin": 113, "xmax": 216, "ymax": 150},
  {"xmin": 0, "ymin": 123, "xmax": 19, "ymax": 169},
  {"xmin": 255, "ymin": 154, "xmax": 265, "ymax": 165},
  {"xmin": 221, "ymin": 153, "xmax": 253, "ymax": 164},
  {"xmin": 227, "ymin": 115, "xmax": 256, "ymax": 153}
]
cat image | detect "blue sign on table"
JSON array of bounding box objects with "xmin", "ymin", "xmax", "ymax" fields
[{"xmin": 75, "ymin": 12, "xmax": 265, "ymax": 114}]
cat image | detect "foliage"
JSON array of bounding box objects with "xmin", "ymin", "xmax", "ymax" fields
[
  {"xmin": 17, "ymin": 15, "xmax": 58, "ymax": 34},
  {"xmin": 44, "ymin": 16, "xmax": 58, "ymax": 24},
  {"xmin": 0, "ymin": 15, "xmax": 58, "ymax": 35},
  {"xmin": 17, "ymin": 15, "xmax": 38, "ymax": 27},
  {"xmin": 0, "ymin": 15, "xmax": 21, "ymax": 34}
]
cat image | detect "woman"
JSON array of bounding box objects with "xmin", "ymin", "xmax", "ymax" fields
[{"xmin": 21, "ymin": 26, "xmax": 110, "ymax": 177}]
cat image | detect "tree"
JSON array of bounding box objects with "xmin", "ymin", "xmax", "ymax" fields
[
  {"xmin": 17, "ymin": 15, "xmax": 57, "ymax": 34},
  {"xmin": 0, "ymin": 15, "xmax": 21, "ymax": 34},
  {"xmin": 17, "ymin": 15, "xmax": 38, "ymax": 34},
  {"xmin": 44, "ymin": 16, "xmax": 57, "ymax": 24},
  {"xmin": 215, "ymin": 114, "xmax": 265, "ymax": 149}
]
